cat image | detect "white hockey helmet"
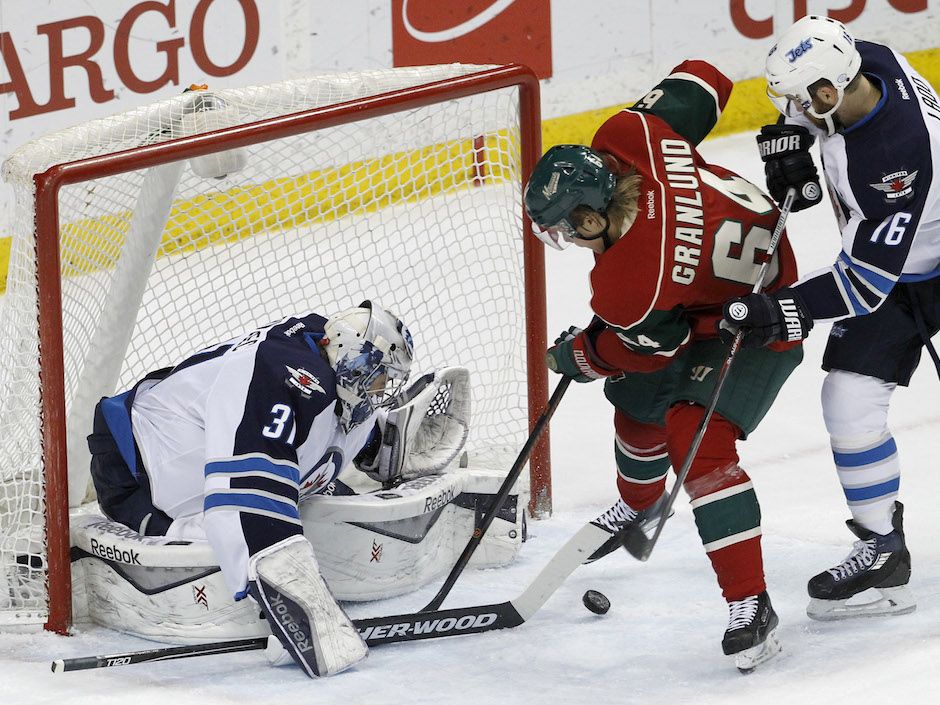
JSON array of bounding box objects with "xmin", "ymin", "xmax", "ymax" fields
[
  {"xmin": 323, "ymin": 301, "xmax": 414, "ymax": 430},
  {"xmin": 765, "ymin": 15, "xmax": 862, "ymax": 120}
]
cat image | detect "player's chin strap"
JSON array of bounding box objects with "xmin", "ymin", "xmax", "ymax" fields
[
  {"xmin": 589, "ymin": 212, "xmax": 614, "ymax": 250},
  {"xmin": 621, "ymin": 187, "xmax": 798, "ymax": 561}
]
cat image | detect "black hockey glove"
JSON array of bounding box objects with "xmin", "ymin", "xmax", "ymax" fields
[
  {"xmin": 719, "ymin": 288, "xmax": 814, "ymax": 348},
  {"xmin": 756, "ymin": 124, "xmax": 823, "ymax": 212}
]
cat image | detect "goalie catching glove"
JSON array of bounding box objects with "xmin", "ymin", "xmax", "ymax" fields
[
  {"xmin": 249, "ymin": 536, "xmax": 367, "ymax": 678},
  {"xmin": 357, "ymin": 366, "xmax": 471, "ymax": 485},
  {"xmin": 720, "ymin": 288, "xmax": 813, "ymax": 348}
]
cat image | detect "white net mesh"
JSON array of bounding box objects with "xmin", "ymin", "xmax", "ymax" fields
[{"xmin": 0, "ymin": 65, "xmax": 532, "ymax": 627}]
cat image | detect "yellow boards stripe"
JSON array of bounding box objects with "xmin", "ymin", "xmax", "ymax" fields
[{"xmin": 1, "ymin": 134, "xmax": 515, "ymax": 293}]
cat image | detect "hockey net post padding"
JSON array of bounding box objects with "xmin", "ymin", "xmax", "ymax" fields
[{"xmin": 0, "ymin": 64, "xmax": 549, "ymax": 634}]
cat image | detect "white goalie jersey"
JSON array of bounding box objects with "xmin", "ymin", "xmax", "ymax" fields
[{"xmin": 104, "ymin": 312, "xmax": 377, "ymax": 597}]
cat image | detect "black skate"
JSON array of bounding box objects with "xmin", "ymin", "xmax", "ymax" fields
[
  {"xmin": 806, "ymin": 502, "xmax": 914, "ymax": 621},
  {"xmin": 587, "ymin": 494, "xmax": 669, "ymax": 563},
  {"xmin": 722, "ymin": 591, "xmax": 781, "ymax": 673}
]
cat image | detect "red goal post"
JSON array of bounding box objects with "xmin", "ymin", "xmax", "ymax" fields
[{"xmin": 0, "ymin": 64, "xmax": 550, "ymax": 634}]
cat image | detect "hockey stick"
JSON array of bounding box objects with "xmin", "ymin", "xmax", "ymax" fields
[
  {"xmin": 52, "ymin": 520, "xmax": 610, "ymax": 673},
  {"xmin": 419, "ymin": 374, "xmax": 573, "ymax": 612},
  {"xmin": 622, "ymin": 187, "xmax": 798, "ymax": 562}
]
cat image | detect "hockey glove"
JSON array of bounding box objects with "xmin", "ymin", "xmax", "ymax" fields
[
  {"xmin": 546, "ymin": 326, "xmax": 615, "ymax": 382},
  {"xmin": 756, "ymin": 124, "xmax": 823, "ymax": 212},
  {"xmin": 720, "ymin": 288, "xmax": 814, "ymax": 348}
]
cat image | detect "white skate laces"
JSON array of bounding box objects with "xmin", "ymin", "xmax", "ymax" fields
[
  {"xmin": 594, "ymin": 499, "xmax": 638, "ymax": 533},
  {"xmin": 827, "ymin": 539, "xmax": 878, "ymax": 581},
  {"xmin": 726, "ymin": 595, "xmax": 760, "ymax": 631}
]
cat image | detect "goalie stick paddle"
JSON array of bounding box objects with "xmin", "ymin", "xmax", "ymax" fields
[
  {"xmin": 621, "ymin": 187, "xmax": 798, "ymax": 562},
  {"xmin": 419, "ymin": 374, "xmax": 573, "ymax": 612},
  {"xmin": 51, "ymin": 520, "xmax": 609, "ymax": 673}
]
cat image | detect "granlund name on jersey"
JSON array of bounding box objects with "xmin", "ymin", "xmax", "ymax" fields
[{"xmin": 584, "ymin": 60, "xmax": 800, "ymax": 373}]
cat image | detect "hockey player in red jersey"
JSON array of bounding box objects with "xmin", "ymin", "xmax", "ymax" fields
[{"xmin": 524, "ymin": 60, "xmax": 803, "ymax": 671}]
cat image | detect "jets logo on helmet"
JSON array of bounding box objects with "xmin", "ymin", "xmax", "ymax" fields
[
  {"xmin": 785, "ymin": 39, "xmax": 813, "ymax": 63},
  {"xmin": 764, "ymin": 15, "xmax": 861, "ymax": 127}
]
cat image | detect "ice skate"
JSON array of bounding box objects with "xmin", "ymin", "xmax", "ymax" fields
[
  {"xmin": 587, "ymin": 493, "xmax": 669, "ymax": 563},
  {"xmin": 807, "ymin": 502, "xmax": 915, "ymax": 621},
  {"xmin": 722, "ymin": 591, "xmax": 781, "ymax": 673}
]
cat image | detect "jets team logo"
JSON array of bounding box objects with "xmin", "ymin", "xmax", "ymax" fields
[
  {"xmin": 285, "ymin": 366, "xmax": 324, "ymax": 397},
  {"xmin": 785, "ymin": 38, "xmax": 813, "ymax": 63},
  {"xmin": 869, "ymin": 170, "xmax": 918, "ymax": 202}
]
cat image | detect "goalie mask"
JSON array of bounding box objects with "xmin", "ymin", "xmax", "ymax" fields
[
  {"xmin": 524, "ymin": 144, "xmax": 617, "ymax": 250},
  {"xmin": 323, "ymin": 301, "xmax": 414, "ymax": 431},
  {"xmin": 765, "ymin": 15, "xmax": 861, "ymax": 126}
]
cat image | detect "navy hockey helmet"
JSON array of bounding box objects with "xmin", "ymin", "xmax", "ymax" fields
[
  {"xmin": 323, "ymin": 301, "xmax": 414, "ymax": 430},
  {"xmin": 524, "ymin": 144, "xmax": 617, "ymax": 249}
]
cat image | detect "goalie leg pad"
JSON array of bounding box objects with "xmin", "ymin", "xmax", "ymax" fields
[{"xmin": 249, "ymin": 536, "xmax": 367, "ymax": 677}]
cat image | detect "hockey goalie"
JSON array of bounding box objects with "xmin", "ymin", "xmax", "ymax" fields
[{"xmin": 71, "ymin": 301, "xmax": 522, "ymax": 678}]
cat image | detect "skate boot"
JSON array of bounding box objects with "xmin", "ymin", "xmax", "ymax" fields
[
  {"xmin": 587, "ymin": 493, "xmax": 669, "ymax": 563},
  {"xmin": 806, "ymin": 501, "xmax": 914, "ymax": 621},
  {"xmin": 722, "ymin": 591, "xmax": 781, "ymax": 673}
]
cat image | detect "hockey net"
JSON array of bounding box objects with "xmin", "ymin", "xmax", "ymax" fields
[{"xmin": 0, "ymin": 64, "xmax": 546, "ymax": 632}]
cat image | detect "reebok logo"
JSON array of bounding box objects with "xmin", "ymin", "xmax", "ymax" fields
[
  {"xmin": 778, "ymin": 299, "xmax": 803, "ymax": 341},
  {"xmin": 424, "ymin": 487, "xmax": 455, "ymax": 513},
  {"xmin": 895, "ymin": 79, "xmax": 910, "ymax": 100},
  {"xmin": 268, "ymin": 592, "xmax": 314, "ymax": 654},
  {"xmin": 85, "ymin": 519, "xmax": 152, "ymax": 543},
  {"xmin": 89, "ymin": 538, "xmax": 142, "ymax": 565}
]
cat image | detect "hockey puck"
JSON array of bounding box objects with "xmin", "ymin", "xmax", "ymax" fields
[{"xmin": 582, "ymin": 589, "xmax": 610, "ymax": 615}]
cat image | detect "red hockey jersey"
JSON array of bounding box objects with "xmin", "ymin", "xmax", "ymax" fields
[{"xmin": 586, "ymin": 60, "xmax": 799, "ymax": 374}]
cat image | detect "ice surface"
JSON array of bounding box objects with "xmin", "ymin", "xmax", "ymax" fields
[{"xmin": 4, "ymin": 132, "xmax": 939, "ymax": 705}]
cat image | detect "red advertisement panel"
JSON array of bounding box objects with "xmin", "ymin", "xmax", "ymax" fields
[{"xmin": 392, "ymin": 0, "xmax": 552, "ymax": 78}]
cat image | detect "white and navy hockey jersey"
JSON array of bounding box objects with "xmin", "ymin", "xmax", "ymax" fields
[
  {"xmin": 787, "ymin": 40, "xmax": 940, "ymax": 320},
  {"xmin": 100, "ymin": 313, "xmax": 377, "ymax": 598}
]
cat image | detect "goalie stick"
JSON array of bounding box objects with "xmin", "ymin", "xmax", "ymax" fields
[
  {"xmin": 52, "ymin": 520, "xmax": 609, "ymax": 673},
  {"xmin": 621, "ymin": 187, "xmax": 798, "ymax": 562}
]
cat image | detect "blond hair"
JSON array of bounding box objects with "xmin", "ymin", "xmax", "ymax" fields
[
  {"xmin": 570, "ymin": 169, "xmax": 642, "ymax": 231},
  {"xmin": 606, "ymin": 170, "xmax": 643, "ymax": 230}
]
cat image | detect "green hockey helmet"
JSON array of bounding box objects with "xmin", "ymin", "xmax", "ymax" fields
[{"xmin": 524, "ymin": 144, "xmax": 617, "ymax": 249}]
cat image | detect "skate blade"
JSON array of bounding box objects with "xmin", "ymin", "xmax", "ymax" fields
[
  {"xmin": 807, "ymin": 586, "xmax": 916, "ymax": 622},
  {"xmin": 734, "ymin": 630, "xmax": 781, "ymax": 674}
]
